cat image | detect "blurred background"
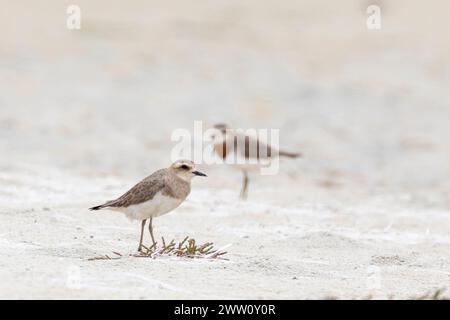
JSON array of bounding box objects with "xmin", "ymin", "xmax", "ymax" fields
[
  {"xmin": 0, "ymin": 0, "xmax": 449, "ymax": 299},
  {"xmin": 1, "ymin": 0, "xmax": 449, "ymax": 203}
]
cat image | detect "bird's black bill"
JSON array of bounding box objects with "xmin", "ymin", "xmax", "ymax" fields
[{"xmin": 192, "ymin": 170, "xmax": 207, "ymax": 177}]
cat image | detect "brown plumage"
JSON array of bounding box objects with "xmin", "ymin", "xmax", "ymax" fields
[
  {"xmin": 213, "ymin": 136, "xmax": 302, "ymax": 160},
  {"xmin": 89, "ymin": 169, "xmax": 189, "ymax": 210},
  {"xmin": 89, "ymin": 160, "xmax": 206, "ymax": 251}
]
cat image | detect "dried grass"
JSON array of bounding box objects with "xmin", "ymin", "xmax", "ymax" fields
[
  {"xmin": 323, "ymin": 287, "xmax": 449, "ymax": 300},
  {"xmin": 414, "ymin": 287, "xmax": 449, "ymax": 300},
  {"xmin": 88, "ymin": 236, "xmax": 228, "ymax": 261}
]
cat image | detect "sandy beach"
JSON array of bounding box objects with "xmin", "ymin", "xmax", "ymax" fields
[{"xmin": 0, "ymin": 0, "xmax": 449, "ymax": 299}]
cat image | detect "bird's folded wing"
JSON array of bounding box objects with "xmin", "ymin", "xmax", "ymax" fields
[{"xmin": 104, "ymin": 174, "xmax": 166, "ymax": 208}]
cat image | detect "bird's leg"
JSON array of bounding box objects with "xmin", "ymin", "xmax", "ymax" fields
[
  {"xmin": 239, "ymin": 171, "xmax": 249, "ymax": 200},
  {"xmin": 138, "ymin": 219, "xmax": 147, "ymax": 252},
  {"xmin": 148, "ymin": 217, "xmax": 156, "ymax": 247}
]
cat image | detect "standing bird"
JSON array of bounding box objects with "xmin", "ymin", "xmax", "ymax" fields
[
  {"xmin": 212, "ymin": 123, "xmax": 301, "ymax": 200},
  {"xmin": 89, "ymin": 160, "xmax": 207, "ymax": 252}
]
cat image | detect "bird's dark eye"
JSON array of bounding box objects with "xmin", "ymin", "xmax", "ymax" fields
[{"xmin": 180, "ymin": 165, "xmax": 189, "ymax": 170}]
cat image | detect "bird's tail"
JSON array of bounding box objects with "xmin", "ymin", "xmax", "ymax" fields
[
  {"xmin": 90, "ymin": 199, "xmax": 116, "ymax": 211},
  {"xmin": 279, "ymin": 150, "xmax": 302, "ymax": 158},
  {"xmin": 89, "ymin": 204, "xmax": 107, "ymax": 211}
]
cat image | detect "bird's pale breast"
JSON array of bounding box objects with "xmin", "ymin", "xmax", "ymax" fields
[{"xmin": 116, "ymin": 192, "xmax": 184, "ymax": 220}]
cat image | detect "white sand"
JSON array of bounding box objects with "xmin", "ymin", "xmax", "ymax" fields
[{"xmin": 0, "ymin": 1, "xmax": 449, "ymax": 299}]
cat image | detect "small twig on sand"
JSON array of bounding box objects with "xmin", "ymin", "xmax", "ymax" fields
[
  {"xmin": 415, "ymin": 288, "xmax": 448, "ymax": 300},
  {"xmin": 87, "ymin": 253, "xmax": 122, "ymax": 261}
]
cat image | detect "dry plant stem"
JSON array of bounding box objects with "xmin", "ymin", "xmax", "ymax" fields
[
  {"xmin": 178, "ymin": 236, "xmax": 189, "ymax": 249},
  {"xmin": 138, "ymin": 236, "xmax": 227, "ymax": 259},
  {"xmin": 88, "ymin": 253, "xmax": 121, "ymax": 261},
  {"xmin": 415, "ymin": 288, "xmax": 448, "ymax": 300},
  {"xmin": 89, "ymin": 237, "xmax": 227, "ymax": 260}
]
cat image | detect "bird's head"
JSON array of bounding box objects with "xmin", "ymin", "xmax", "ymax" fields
[
  {"xmin": 210, "ymin": 123, "xmax": 230, "ymax": 141},
  {"xmin": 169, "ymin": 160, "xmax": 207, "ymax": 181}
]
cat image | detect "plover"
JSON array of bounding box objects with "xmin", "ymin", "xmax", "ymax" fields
[
  {"xmin": 89, "ymin": 160, "xmax": 207, "ymax": 251},
  {"xmin": 212, "ymin": 123, "xmax": 301, "ymax": 200}
]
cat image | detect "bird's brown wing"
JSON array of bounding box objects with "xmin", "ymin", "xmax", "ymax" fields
[
  {"xmin": 213, "ymin": 133, "xmax": 301, "ymax": 161},
  {"xmin": 90, "ymin": 170, "xmax": 166, "ymax": 210},
  {"xmin": 242, "ymin": 135, "xmax": 274, "ymax": 159},
  {"xmin": 214, "ymin": 136, "xmax": 273, "ymax": 159}
]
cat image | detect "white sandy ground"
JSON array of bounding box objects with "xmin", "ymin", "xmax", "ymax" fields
[
  {"xmin": 1, "ymin": 164, "xmax": 449, "ymax": 299},
  {"xmin": 1, "ymin": 0, "xmax": 450, "ymax": 299}
]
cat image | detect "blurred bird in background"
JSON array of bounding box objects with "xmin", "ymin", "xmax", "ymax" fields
[{"xmin": 211, "ymin": 123, "xmax": 301, "ymax": 200}]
